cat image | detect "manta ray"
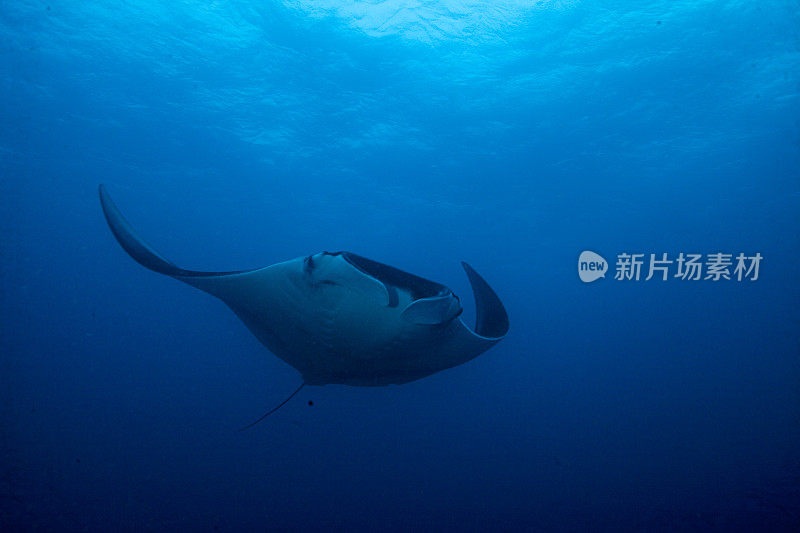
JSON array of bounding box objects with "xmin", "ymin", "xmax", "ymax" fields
[{"xmin": 99, "ymin": 185, "xmax": 509, "ymax": 423}]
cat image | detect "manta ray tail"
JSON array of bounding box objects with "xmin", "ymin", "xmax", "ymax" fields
[{"xmin": 238, "ymin": 382, "xmax": 306, "ymax": 431}]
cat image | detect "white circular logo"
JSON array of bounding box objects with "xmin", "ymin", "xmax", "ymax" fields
[{"xmin": 578, "ymin": 251, "xmax": 607, "ymax": 283}]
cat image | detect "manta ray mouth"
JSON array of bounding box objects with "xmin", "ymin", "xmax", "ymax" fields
[{"xmin": 329, "ymin": 251, "xmax": 454, "ymax": 307}]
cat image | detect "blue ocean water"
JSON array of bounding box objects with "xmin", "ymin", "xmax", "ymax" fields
[{"xmin": 2, "ymin": 1, "xmax": 799, "ymax": 530}]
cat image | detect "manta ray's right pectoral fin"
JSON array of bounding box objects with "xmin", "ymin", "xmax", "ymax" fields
[{"xmin": 98, "ymin": 184, "xmax": 248, "ymax": 281}]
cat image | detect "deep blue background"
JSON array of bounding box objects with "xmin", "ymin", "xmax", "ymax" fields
[{"xmin": 2, "ymin": 1, "xmax": 799, "ymax": 530}]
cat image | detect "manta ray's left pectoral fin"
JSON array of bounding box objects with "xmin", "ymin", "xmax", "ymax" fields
[{"xmin": 460, "ymin": 262, "xmax": 509, "ymax": 340}]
